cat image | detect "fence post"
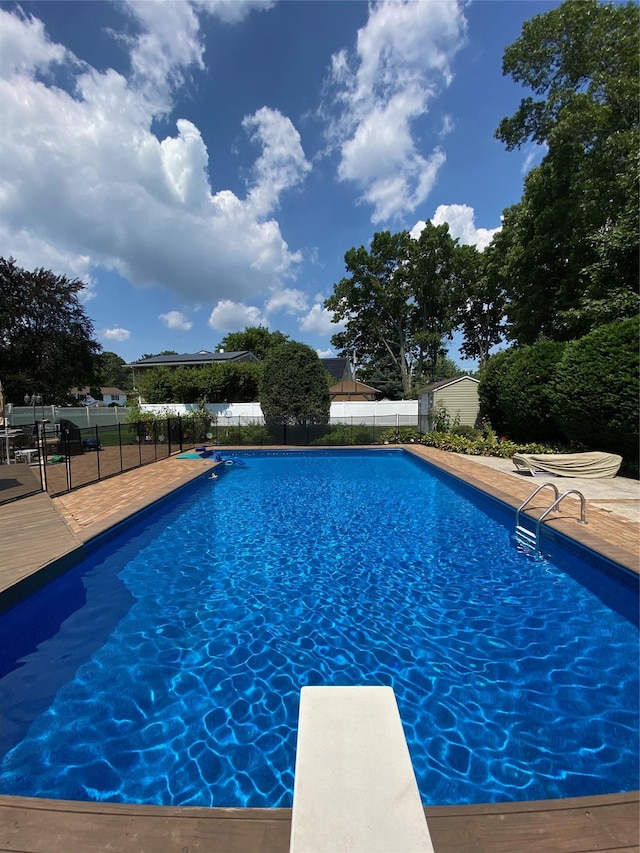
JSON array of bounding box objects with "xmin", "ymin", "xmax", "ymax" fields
[{"xmin": 94, "ymin": 425, "xmax": 101, "ymax": 480}]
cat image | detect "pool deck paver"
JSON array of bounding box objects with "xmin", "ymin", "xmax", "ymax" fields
[{"xmin": 0, "ymin": 447, "xmax": 638, "ymax": 853}]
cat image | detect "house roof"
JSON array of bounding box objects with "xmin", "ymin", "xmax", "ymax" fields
[
  {"xmin": 320, "ymin": 358, "xmax": 351, "ymax": 380},
  {"xmin": 419, "ymin": 375, "xmax": 479, "ymax": 393},
  {"xmin": 71, "ymin": 386, "xmax": 127, "ymax": 396},
  {"xmin": 128, "ymin": 351, "xmax": 258, "ymax": 367}
]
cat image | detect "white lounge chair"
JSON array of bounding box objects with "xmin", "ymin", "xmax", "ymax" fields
[{"xmin": 512, "ymin": 452, "xmax": 622, "ymax": 479}]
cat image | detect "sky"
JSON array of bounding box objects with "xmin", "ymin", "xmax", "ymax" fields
[{"xmin": 0, "ymin": 0, "xmax": 558, "ymax": 368}]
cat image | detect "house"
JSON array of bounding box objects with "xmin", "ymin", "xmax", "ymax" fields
[
  {"xmin": 100, "ymin": 387, "xmax": 128, "ymax": 406},
  {"xmin": 417, "ymin": 376, "xmax": 480, "ymax": 433},
  {"xmin": 329, "ymin": 378, "xmax": 380, "ymax": 402},
  {"xmin": 70, "ymin": 387, "xmax": 128, "ymax": 406}
]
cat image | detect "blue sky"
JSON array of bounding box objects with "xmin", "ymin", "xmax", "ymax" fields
[{"xmin": 0, "ymin": 0, "xmax": 557, "ymax": 367}]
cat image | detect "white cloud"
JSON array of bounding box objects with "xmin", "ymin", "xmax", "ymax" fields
[
  {"xmin": 265, "ymin": 287, "xmax": 309, "ymax": 315},
  {"xmin": 192, "ymin": 0, "xmax": 275, "ymax": 25},
  {"xmin": 410, "ymin": 204, "xmax": 500, "ymax": 251},
  {"xmin": 325, "ymin": 0, "xmax": 467, "ymax": 223},
  {"xmin": 299, "ymin": 303, "xmax": 343, "ymax": 336},
  {"xmin": 159, "ymin": 310, "xmax": 193, "ymax": 331},
  {"xmin": 208, "ymin": 300, "xmax": 268, "ymax": 331},
  {"xmin": 0, "ymin": 7, "xmax": 68, "ymax": 77},
  {"xmin": 0, "ymin": 5, "xmax": 306, "ymax": 313},
  {"xmin": 243, "ymin": 107, "xmax": 312, "ymax": 217},
  {"xmin": 102, "ymin": 327, "xmax": 131, "ymax": 342},
  {"xmin": 316, "ymin": 348, "xmax": 334, "ymax": 358}
]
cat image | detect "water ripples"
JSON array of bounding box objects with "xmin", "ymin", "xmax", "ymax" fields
[{"xmin": 1, "ymin": 452, "xmax": 638, "ymax": 807}]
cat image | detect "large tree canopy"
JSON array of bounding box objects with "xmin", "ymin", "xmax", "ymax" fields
[
  {"xmin": 494, "ymin": 0, "xmax": 639, "ymax": 344},
  {"xmin": 216, "ymin": 326, "xmax": 289, "ymax": 361},
  {"xmin": 0, "ymin": 257, "xmax": 102, "ymax": 404},
  {"xmin": 325, "ymin": 225, "xmax": 464, "ymax": 397}
]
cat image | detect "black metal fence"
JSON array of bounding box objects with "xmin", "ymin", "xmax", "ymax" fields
[{"xmin": 1, "ymin": 415, "xmax": 420, "ymax": 503}]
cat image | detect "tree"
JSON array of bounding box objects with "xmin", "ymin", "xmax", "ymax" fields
[
  {"xmin": 216, "ymin": 326, "xmax": 289, "ymax": 360},
  {"xmin": 456, "ymin": 243, "xmax": 506, "ymax": 368},
  {"xmin": 95, "ymin": 351, "xmax": 132, "ymax": 392},
  {"xmin": 325, "ymin": 226, "xmax": 461, "ymax": 397},
  {"xmin": 495, "ymin": 0, "xmax": 639, "ymax": 344},
  {"xmin": 259, "ymin": 341, "xmax": 330, "ymax": 425},
  {"xmin": 141, "ymin": 351, "xmax": 178, "ymax": 359},
  {"xmin": 326, "ymin": 231, "xmax": 416, "ymax": 397},
  {"xmin": 408, "ymin": 221, "xmax": 461, "ymax": 384},
  {"xmin": 0, "ymin": 257, "xmax": 101, "ymax": 404}
]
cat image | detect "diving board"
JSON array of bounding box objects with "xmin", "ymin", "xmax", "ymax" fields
[{"xmin": 290, "ymin": 686, "xmax": 434, "ymax": 853}]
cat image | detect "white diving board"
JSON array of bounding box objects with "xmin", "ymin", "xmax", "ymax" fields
[{"xmin": 289, "ymin": 686, "xmax": 435, "ymax": 853}]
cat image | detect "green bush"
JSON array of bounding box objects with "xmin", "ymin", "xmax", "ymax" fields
[
  {"xmin": 498, "ymin": 340, "xmax": 567, "ymax": 443},
  {"xmin": 379, "ymin": 427, "xmax": 419, "ymax": 444},
  {"xmin": 450, "ymin": 424, "xmax": 479, "ymax": 438},
  {"xmin": 550, "ymin": 317, "xmax": 639, "ymax": 472},
  {"xmin": 477, "ymin": 350, "xmax": 512, "ymax": 436},
  {"xmin": 420, "ymin": 431, "xmax": 561, "ymax": 458}
]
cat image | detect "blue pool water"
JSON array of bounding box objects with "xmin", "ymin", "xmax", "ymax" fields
[{"xmin": 0, "ymin": 450, "xmax": 638, "ymax": 807}]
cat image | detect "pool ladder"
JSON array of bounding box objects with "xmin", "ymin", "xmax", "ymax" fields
[{"xmin": 515, "ymin": 483, "xmax": 587, "ymax": 554}]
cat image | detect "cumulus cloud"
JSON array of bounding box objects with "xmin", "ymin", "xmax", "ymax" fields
[
  {"xmin": 265, "ymin": 287, "xmax": 309, "ymax": 315},
  {"xmin": 0, "ymin": 4, "xmax": 309, "ymax": 311},
  {"xmin": 299, "ymin": 303, "xmax": 343, "ymax": 336},
  {"xmin": 102, "ymin": 327, "xmax": 131, "ymax": 342},
  {"xmin": 325, "ymin": 0, "xmax": 467, "ymax": 223},
  {"xmin": 208, "ymin": 300, "xmax": 268, "ymax": 331},
  {"xmin": 410, "ymin": 204, "xmax": 500, "ymax": 251},
  {"xmin": 159, "ymin": 310, "xmax": 193, "ymax": 331}
]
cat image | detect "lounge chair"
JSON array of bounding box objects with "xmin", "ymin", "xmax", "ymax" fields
[{"xmin": 512, "ymin": 452, "xmax": 622, "ymax": 479}]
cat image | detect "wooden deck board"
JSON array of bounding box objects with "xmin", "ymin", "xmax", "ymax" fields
[{"xmin": 0, "ymin": 792, "xmax": 637, "ymax": 853}]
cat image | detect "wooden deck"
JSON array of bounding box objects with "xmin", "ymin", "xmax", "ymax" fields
[
  {"xmin": 0, "ymin": 447, "xmax": 638, "ymax": 852},
  {"xmin": 0, "ymin": 792, "xmax": 637, "ymax": 852}
]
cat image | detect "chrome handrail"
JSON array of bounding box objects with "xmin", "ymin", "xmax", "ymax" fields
[
  {"xmin": 516, "ymin": 482, "xmax": 560, "ymax": 528},
  {"xmin": 536, "ymin": 488, "xmax": 587, "ymax": 529}
]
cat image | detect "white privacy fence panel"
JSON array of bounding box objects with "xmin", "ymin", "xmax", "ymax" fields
[{"xmin": 140, "ymin": 401, "xmax": 419, "ymax": 425}]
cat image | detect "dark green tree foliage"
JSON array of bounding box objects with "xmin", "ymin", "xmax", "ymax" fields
[
  {"xmin": 496, "ymin": 340, "xmax": 568, "ymax": 443},
  {"xmin": 259, "ymin": 341, "xmax": 330, "ymax": 425},
  {"xmin": 495, "ymin": 0, "xmax": 639, "ymax": 343},
  {"xmin": 0, "ymin": 257, "xmax": 101, "ymax": 403},
  {"xmin": 455, "ymin": 243, "xmax": 506, "ymax": 367},
  {"xmin": 326, "ymin": 231, "xmax": 416, "ymax": 397},
  {"xmin": 325, "ymin": 226, "xmax": 461, "ymax": 396},
  {"xmin": 477, "ymin": 350, "xmax": 513, "ymax": 436},
  {"xmin": 136, "ymin": 362, "xmax": 262, "ymax": 404},
  {"xmin": 409, "ymin": 221, "xmax": 461, "ymax": 383},
  {"xmin": 96, "ymin": 351, "xmax": 132, "ymax": 392},
  {"xmin": 550, "ymin": 318, "xmax": 639, "ymax": 470},
  {"xmin": 216, "ymin": 326, "xmax": 289, "ymax": 360}
]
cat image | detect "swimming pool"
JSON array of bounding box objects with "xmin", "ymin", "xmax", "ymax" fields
[{"xmin": 0, "ymin": 449, "xmax": 638, "ymax": 807}]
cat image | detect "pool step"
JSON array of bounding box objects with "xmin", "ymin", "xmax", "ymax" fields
[
  {"xmin": 289, "ymin": 686, "xmax": 434, "ymax": 853},
  {"xmin": 515, "ymin": 523, "xmax": 538, "ymax": 552}
]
